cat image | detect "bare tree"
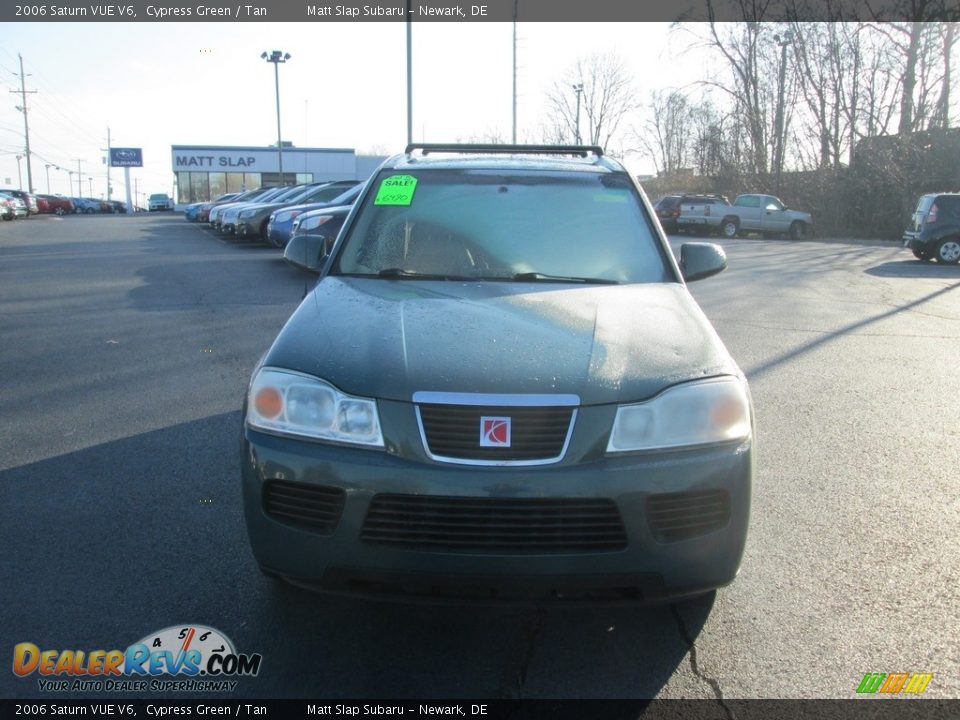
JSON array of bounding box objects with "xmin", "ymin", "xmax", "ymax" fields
[
  {"xmin": 544, "ymin": 52, "xmax": 637, "ymax": 152},
  {"xmin": 634, "ymin": 89, "xmax": 693, "ymax": 176},
  {"xmin": 701, "ymin": 5, "xmax": 787, "ymax": 175}
]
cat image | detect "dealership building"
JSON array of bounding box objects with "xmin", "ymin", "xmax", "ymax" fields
[{"xmin": 171, "ymin": 145, "xmax": 387, "ymax": 204}]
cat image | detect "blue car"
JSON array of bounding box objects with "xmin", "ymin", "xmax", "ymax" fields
[{"xmin": 266, "ymin": 183, "xmax": 362, "ymax": 248}]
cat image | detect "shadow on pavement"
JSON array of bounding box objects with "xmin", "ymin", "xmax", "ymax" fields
[{"xmin": 864, "ymin": 259, "xmax": 960, "ymax": 278}]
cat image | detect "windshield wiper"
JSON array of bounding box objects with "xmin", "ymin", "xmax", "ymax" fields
[
  {"xmin": 376, "ymin": 268, "xmax": 476, "ymax": 281},
  {"xmin": 511, "ymin": 272, "xmax": 620, "ymax": 285}
]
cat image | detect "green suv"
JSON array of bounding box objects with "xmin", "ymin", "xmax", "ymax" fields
[{"xmin": 242, "ymin": 144, "xmax": 753, "ymax": 603}]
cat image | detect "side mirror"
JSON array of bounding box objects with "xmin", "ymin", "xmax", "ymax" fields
[{"xmin": 680, "ymin": 242, "xmax": 727, "ymax": 282}]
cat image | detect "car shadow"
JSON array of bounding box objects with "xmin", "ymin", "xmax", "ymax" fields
[
  {"xmin": 0, "ymin": 411, "xmax": 708, "ymax": 700},
  {"xmin": 864, "ymin": 260, "xmax": 960, "ymax": 277}
]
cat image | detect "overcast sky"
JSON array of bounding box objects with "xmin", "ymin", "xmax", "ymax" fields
[{"xmin": 0, "ymin": 22, "xmax": 711, "ymax": 200}]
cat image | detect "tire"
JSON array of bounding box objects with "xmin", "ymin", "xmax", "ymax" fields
[
  {"xmin": 789, "ymin": 221, "xmax": 808, "ymax": 240},
  {"xmin": 54, "ymin": 207, "xmax": 64, "ymax": 216},
  {"xmin": 911, "ymin": 247, "xmax": 933, "ymax": 262},
  {"xmin": 721, "ymin": 217, "xmax": 739, "ymax": 239},
  {"xmin": 935, "ymin": 238, "xmax": 960, "ymax": 264}
]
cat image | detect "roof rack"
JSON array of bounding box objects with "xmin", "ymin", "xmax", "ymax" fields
[{"xmin": 405, "ymin": 143, "xmax": 604, "ymax": 158}]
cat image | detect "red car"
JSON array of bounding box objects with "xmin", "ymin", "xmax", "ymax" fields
[{"xmin": 37, "ymin": 195, "xmax": 76, "ymax": 216}]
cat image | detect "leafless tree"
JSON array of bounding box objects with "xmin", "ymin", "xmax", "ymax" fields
[
  {"xmin": 544, "ymin": 52, "xmax": 637, "ymax": 152},
  {"xmin": 634, "ymin": 89, "xmax": 694, "ymax": 176}
]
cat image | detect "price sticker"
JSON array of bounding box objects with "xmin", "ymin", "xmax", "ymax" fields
[{"xmin": 374, "ymin": 175, "xmax": 418, "ymax": 206}]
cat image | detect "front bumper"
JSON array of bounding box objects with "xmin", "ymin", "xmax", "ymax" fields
[
  {"xmin": 237, "ymin": 219, "xmax": 262, "ymax": 238},
  {"xmin": 267, "ymin": 222, "xmax": 293, "ymax": 248},
  {"xmin": 242, "ymin": 403, "xmax": 752, "ymax": 604}
]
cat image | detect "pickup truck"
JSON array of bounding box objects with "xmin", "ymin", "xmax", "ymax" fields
[
  {"xmin": 720, "ymin": 194, "xmax": 813, "ymax": 239},
  {"xmin": 676, "ymin": 194, "xmax": 731, "ymax": 235}
]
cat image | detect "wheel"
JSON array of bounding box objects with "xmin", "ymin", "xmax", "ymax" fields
[
  {"xmin": 911, "ymin": 247, "xmax": 933, "ymax": 262},
  {"xmin": 789, "ymin": 221, "xmax": 808, "ymax": 240},
  {"xmin": 54, "ymin": 207, "xmax": 64, "ymax": 216},
  {"xmin": 935, "ymin": 238, "xmax": 960, "ymax": 264},
  {"xmin": 721, "ymin": 218, "xmax": 739, "ymax": 239}
]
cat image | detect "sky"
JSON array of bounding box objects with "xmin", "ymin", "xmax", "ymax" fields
[{"xmin": 0, "ymin": 22, "xmax": 706, "ymax": 202}]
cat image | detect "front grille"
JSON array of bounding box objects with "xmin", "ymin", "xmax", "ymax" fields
[
  {"xmin": 263, "ymin": 480, "xmax": 345, "ymax": 534},
  {"xmin": 361, "ymin": 494, "xmax": 627, "ymax": 553},
  {"xmin": 647, "ymin": 489, "xmax": 730, "ymax": 543},
  {"xmin": 417, "ymin": 404, "xmax": 575, "ymax": 464}
]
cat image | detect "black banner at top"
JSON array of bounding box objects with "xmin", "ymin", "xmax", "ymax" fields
[{"xmin": 4, "ymin": 0, "xmax": 960, "ymax": 23}]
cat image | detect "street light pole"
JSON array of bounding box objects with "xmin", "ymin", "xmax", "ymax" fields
[
  {"xmin": 261, "ymin": 50, "xmax": 290, "ymax": 186},
  {"xmin": 45, "ymin": 164, "xmax": 51, "ymax": 193},
  {"xmin": 15, "ymin": 155, "xmax": 22, "ymax": 190},
  {"xmin": 572, "ymin": 83, "xmax": 584, "ymax": 144}
]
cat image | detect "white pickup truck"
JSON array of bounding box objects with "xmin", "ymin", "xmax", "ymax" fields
[
  {"xmin": 721, "ymin": 194, "xmax": 813, "ymax": 239},
  {"xmin": 680, "ymin": 193, "xmax": 813, "ymax": 239}
]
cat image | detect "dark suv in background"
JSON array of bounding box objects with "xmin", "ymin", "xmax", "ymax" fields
[
  {"xmin": 902, "ymin": 193, "xmax": 960, "ymax": 264},
  {"xmin": 653, "ymin": 194, "xmax": 682, "ymax": 233}
]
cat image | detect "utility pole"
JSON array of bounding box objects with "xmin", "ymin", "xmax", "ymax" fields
[
  {"xmin": 512, "ymin": 2, "xmax": 518, "ymax": 143},
  {"xmin": 101, "ymin": 127, "xmax": 112, "ymax": 200},
  {"xmin": 74, "ymin": 159, "xmax": 85, "ymax": 196},
  {"xmin": 406, "ymin": 10, "xmax": 412, "ymax": 146},
  {"xmin": 11, "ymin": 54, "xmax": 37, "ymax": 193}
]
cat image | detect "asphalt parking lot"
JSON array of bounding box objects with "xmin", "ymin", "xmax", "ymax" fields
[{"xmin": 1, "ymin": 214, "xmax": 958, "ymax": 701}]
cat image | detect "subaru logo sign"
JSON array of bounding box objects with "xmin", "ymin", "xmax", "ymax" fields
[{"xmin": 110, "ymin": 148, "xmax": 143, "ymax": 167}]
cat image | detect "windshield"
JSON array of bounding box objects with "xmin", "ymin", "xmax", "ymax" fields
[{"xmin": 333, "ymin": 169, "xmax": 670, "ymax": 284}]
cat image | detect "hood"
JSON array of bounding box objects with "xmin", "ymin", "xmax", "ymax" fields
[{"xmin": 264, "ymin": 278, "xmax": 739, "ymax": 406}]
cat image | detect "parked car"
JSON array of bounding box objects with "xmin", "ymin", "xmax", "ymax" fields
[
  {"xmin": 236, "ymin": 181, "xmax": 359, "ymax": 242},
  {"xmin": 0, "ymin": 192, "xmax": 27, "ymax": 220},
  {"xmin": 206, "ymin": 189, "xmax": 270, "ymax": 228},
  {"xmin": 211, "ymin": 187, "xmax": 289, "ymax": 232},
  {"xmin": 653, "ymin": 194, "xmax": 683, "ymax": 233},
  {"xmin": 242, "ymin": 143, "xmax": 752, "ymax": 604},
  {"xmin": 267, "ymin": 183, "xmax": 364, "ymax": 249},
  {"xmin": 107, "ymin": 200, "xmax": 127, "ymax": 213},
  {"xmin": 36, "ymin": 195, "xmax": 76, "ymax": 216},
  {"xmin": 0, "ymin": 189, "xmax": 38, "ymax": 215},
  {"xmin": 185, "ymin": 193, "xmax": 239, "ymax": 222},
  {"xmin": 719, "ymin": 194, "xmax": 813, "ymax": 239},
  {"xmin": 148, "ymin": 193, "xmax": 173, "ymax": 211},
  {"xmin": 71, "ymin": 198, "xmax": 100, "ymax": 214},
  {"xmin": 676, "ymin": 194, "xmax": 731, "ymax": 235},
  {"xmin": 219, "ymin": 186, "xmax": 301, "ymax": 235},
  {"xmin": 282, "ymin": 205, "xmax": 351, "ymax": 271},
  {"xmin": 902, "ymin": 192, "xmax": 960, "ymax": 263}
]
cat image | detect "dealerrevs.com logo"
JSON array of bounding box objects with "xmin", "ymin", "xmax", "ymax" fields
[{"xmin": 12, "ymin": 625, "xmax": 262, "ymax": 692}]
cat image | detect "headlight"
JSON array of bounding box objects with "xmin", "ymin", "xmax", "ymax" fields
[
  {"xmin": 606, "ymin": 377, "xmax": 750, "ymax": 454},
  {"xmin": 299, "ymin": 213, "xmax": 334, "ymax": 232},
  {"xmin": 246, "ymin": 368, "xmax": 384, "ymax": 448}
]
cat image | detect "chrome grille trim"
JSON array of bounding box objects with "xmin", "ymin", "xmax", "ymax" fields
[{"xmin": 413, "ymin": 392, "xmax": 579, "ymax": 466}]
